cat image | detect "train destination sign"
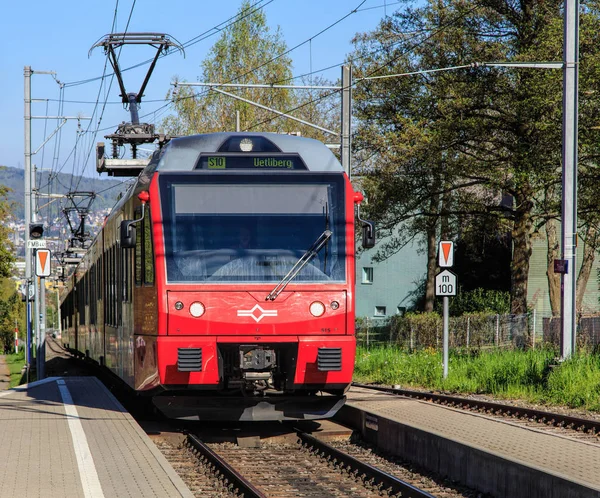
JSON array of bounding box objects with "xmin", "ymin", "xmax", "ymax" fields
[
  {"xmin": 435, "ymin": 269, "xmax": 457, "ymax": 296},
  {"xmin": 197, "ymin": 154, "xmax": 308, "ymax": 170}
]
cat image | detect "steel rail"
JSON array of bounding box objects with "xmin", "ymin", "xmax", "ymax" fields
[
  {"xmin": 297, "ymin": 432, "xmax": 436, "ymax": 498},
  {"xmin": 353, "ymin": 383, "xmax": 600, "ymax": 434},
  {"xmin": 186, "ymin": 434, "xmax": 267, "ymax": 498}
]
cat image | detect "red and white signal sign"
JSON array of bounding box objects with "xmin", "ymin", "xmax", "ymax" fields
[
  {"xmin": 439, "ymin": 241, "xmax": 454, "ymax": 267},
  {"xmin": 35, "ymin": 249, "xmax": 51, "ymax": 277}
]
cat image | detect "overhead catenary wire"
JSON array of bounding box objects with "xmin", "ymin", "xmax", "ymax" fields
[
  {"xmin": 245, "ymin": 4, "xmax": 480, "ymax": 132},
  {"xmin": 67, "ymin": 0, "xmax": 370, "ymax": 137}
]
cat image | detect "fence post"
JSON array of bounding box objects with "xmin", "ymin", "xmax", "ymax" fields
[
  {"xmin": 495, "ymin": 314, "xmax": 500, "ymax": 347},
  {"xmin": 466, "ymin": 316, "xmax": 470, "ymax": 349},
  {"xmin": 410, "ymin": 325, "xmax": 414, "ymax": 352},
  {"xmin": 532, "ymin": 309, "xmax": 536, "ymax": 349},
  {"xmin": 366, "ymin": 317, "xmax": 370, "ymax": 348}
]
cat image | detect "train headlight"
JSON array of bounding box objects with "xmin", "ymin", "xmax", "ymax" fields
[
  {"xmin": 330, "ymin": 301, "xmax": 340, "ymax": 310},
  {"xmin": 174, "ymin": 301, "xmax": 184, "ymax": 311},
  {"xmin": 309, "ymin": 301, "xmax": 326, "ymax": 317},
  {"xmin": 239, "ymin": 138, "xmax": 253, "ymax": 152},
  {"xmin": 189, "ymin": 301, "xmax": 205, "ymax": 318}
]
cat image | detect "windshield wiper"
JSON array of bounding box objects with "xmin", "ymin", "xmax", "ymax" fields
[{"xmin": 265, "ymin": 230, "xmax": 332, "ymax": 301}]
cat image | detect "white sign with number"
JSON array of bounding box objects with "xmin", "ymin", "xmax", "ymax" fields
[
  {"xmin": 27, "ymin": 239, "xmax": 47, "ymax": 249},
  {"xmin": 435, "ymin": 270, "xmax": 457, "ymax": 296}
]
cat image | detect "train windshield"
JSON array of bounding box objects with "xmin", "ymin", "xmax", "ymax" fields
[{"xmin": 160, "ymin": 173, "xmax": 347, "ymax": 283}]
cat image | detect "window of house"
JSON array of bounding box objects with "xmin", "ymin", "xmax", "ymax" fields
[
  {"xmin": 362, "ymin": 267, "xmax": 373, "ymax": 284},
  {"xmin": 374, "ymin": 306, "xmax": 386, "ymax": 317}
]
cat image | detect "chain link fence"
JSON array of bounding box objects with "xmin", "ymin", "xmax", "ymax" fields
[
  {"xmin": 356, "ymin": 313, "xmax": 531, "ymax": 350},
  {"xmin": 357, "ymin": 312, "xmax": 600, "ymax": 351}
]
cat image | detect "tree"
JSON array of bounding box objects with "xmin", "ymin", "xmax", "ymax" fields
[
  {"xmin": 0, "ymin": 176, "xmax": 14, "ymax": 278},
  {"xmin": 162, "ymin": 1, "xmax": 295, "ymax": 135},
  {"xmin": 351, "ymin": 0, "xmax": 600, "ymax": 314}
]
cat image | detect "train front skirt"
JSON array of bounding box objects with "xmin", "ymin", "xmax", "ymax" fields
[{"xmin": 151, "ymin": 393, "xmax": 346, "ymax": 421}]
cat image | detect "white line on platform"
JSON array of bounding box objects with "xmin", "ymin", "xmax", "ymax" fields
[{"xmin": 57, "ymin": 379, "xmax": 105, "ymax": 498}]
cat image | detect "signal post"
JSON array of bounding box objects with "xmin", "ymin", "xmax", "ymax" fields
[
  {"xmin": 435, "ymin": 241, "xmax": 457, "ymax": 379},
  {"xmin": 35, "ymin": 248, "xmax": 51, "ymax": 379}
]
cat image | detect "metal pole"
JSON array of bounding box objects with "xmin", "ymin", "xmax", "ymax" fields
[
  {"xmin": 443, "ymin": 296, "xmax": 449, "ymax": 379},
  {"xmin": 341, "ymin": 65, "xmax": 352, "ymax": 178},
  {"xmin": 236, "ymin": 110, "xmax": 240, "ymax": 132},
  {"xmin": 32, "ymin": 161, "xmax": 40, "ymax": 378},
  {"xmin": 57, "ymin": 287, "xmax": 62, "ymax": 338},
  {"xmin": 532, "ymin": 309, "xmax": 537, "ymax": 349},
  {"xmin": 24, "ymin": 66, "xmax": 32, "ymax": 378},
  {"xmin": 560, "ymin": 0, "xmax": 579, "ymax": 359},
  {"xmin": 466, "ymin": 315, "xmax": 470, "ymax": 349},
  {"xmin": 496, "ymin": 314, "xmax": 500, "ymax": 346},
  {"xmin": 39, "ymin": 277, "xmax": 45, "ymax": 379},
  {"xmin": 34, "ymin": 275, "xmax": 40, "ymax": 376}
]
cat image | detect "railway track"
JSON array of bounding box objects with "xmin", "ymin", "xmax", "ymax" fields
[
  {"xmin": 151, "ymin": 428, "xmax": 479, "ymax": 497},
  {"xmin": 353, "ymin": 383, "xmax": 600, "ymax": 441},
  {"xmin": 187, "ymin": 431, "xmax": 436, "ymax": 497}
]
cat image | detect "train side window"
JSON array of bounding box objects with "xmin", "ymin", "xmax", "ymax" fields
[
  {"xmin": 134, "ymin": 207, "xmax": 143, "ymax": 287},
  {"xmin": 109, "ymin": 246, "xmax": 114, "ymax": 326},
  {"xmin": 123, "ymin": 247, "xmax": 130, "ymax": 302},
  {"xmin": 143, "ymin": 210, "xmax": 155, "ymax": 285},
  {"xmin": 90, "ymin": 264, "xmax": 95, "ymax": 325},
  {"xmin": 103, "ymin": 249, "xmax": 109, "ymax": 325}
]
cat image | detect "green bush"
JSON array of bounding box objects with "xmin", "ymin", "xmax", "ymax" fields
[
  {"xmin": 444, "ymin": 288, "xmax": 511, "ymax": 315},
  {"xmin": 353, "ymin": 346, "xmax": 600, "ymax": 410}
]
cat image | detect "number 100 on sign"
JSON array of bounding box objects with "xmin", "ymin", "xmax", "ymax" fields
[{"xmin": 435, "ymin": 270, "xmax": 457, "ymax": 296}]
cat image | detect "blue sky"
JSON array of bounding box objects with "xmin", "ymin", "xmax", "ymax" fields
[{"xmin": 1, "ymin": 0, "xmax": 402, "ymax": 181}]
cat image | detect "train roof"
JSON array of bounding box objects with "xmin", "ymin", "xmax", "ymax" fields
[{"xmin": 154, "ymin": 132, "xmax": 344, "ymax": 173}]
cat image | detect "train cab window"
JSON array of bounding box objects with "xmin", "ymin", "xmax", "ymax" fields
[{"xmin": 161, "ymin": 173, "xmax": 347, "ymax": 284}]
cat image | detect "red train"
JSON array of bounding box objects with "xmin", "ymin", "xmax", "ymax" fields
[{"xmin": 60, "ymin": 132, "xmax": 374, "ymax": 420}]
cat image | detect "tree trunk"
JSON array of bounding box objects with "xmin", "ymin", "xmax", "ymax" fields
[
  {"xmin": 576, "ymin": 224, "xmax": 599, "ymax": 313},
  {"xmin": 424, "ymin": 224, "xmax": 437, "ymax": 312},
  {"xmin": 510, "ymin": 194, "xmax": 533, "ymax": 315},
  {"xmin": 545, "ymin": 219, "xmax": 561, "ymax": 316}
]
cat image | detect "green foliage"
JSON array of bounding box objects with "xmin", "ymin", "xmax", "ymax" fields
[
  {"xmin": 163, "ymin": 1, "xmax": 294, "ymax": 135},
  {"xmin": 393, "ymin": 312, "xmax": 441, "ymax": 349},
  {"xmin": 350, "ymin": 0, "xmax": 600, "ymax": 314},
  {"xmin": 355, "ymin": 346, "xmax": 600, "ymax": 410},
  {"xmin": 0, "ymin": 279, "xmax": 25, "ymax": 352},
  {"xmin": 5, "ymin": 350, "xmax": 25, "ymax": 387},
  {"xmin": 446, "ymin": 288, "xmax": 511, "ymax": 315},
  {"xmin": 546, "ymin": 355, "xmax": 600, "ymax": 410},
  {"xmin": 162, "ymin": 1, "xmax": 339, "ymax": 141}
]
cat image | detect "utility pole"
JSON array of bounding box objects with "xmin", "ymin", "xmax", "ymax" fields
[
  {"xmin": 561, "ymin": 0, "xmax": 579, "ymax": 359},
  {"xmin": 341, "ymin": 65, "xmax": 352, "ymax": 179},
  {"xmin": 24, "ymin": 66, "xmax": 89, "ymax": 378},
  {"xmin": 39, "ymin": 272, "xmax": 45, "ymax": 379},
  {"xmin": 24, "ymin": 66, "xmax": 32, "ymax": 380}
]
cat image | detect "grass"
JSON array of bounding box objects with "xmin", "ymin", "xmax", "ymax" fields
[
  {"xmin": 354, "ymin": 346, "xmax": 600, "ymax": 411},
  {"xmin": 4, "ymin": 351, "xmax": 26, "ymax": 388}
]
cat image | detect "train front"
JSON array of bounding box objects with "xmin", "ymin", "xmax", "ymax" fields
[{"xmin": 149, "ymin": 134, "xmax": 357, "ymax": 421}]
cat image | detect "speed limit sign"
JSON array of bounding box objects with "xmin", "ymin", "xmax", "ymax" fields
[{"xmin": 435, "ymin": 270, "xmax": 457, "ymax": 296}]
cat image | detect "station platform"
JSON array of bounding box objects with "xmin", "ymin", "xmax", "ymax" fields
[
  {"xmin": 0, "ymin": 376, "xmax": 193, "ymax": 498},
  {"xmin": 341, "ymin": 386, "xmax": 600, "ymax": 498}
]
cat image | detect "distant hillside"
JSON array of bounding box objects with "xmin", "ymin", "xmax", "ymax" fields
[{"xmin": 0, "ymin": 166, "xmax": 130, "ymax": 220}]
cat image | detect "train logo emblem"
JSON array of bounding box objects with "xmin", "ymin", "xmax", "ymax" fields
[{"xmin": 237, "ymin": 304, "xmax": 278, "ymax": 322}]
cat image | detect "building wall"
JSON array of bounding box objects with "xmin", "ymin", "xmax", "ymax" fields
[
  {"xmin": 355, "ymin": 240, "xmax": 426, "ymax": 320},
  {"xmin": 527, "ymin": 231, "xmax": 600, "ymax": 335}
]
